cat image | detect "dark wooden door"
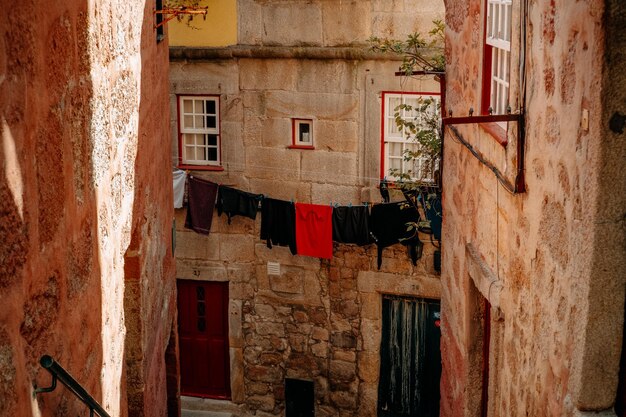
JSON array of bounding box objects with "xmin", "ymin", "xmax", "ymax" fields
[
  {"xmin": 378, "ymin": 296, "xmax": 441, "ymax": 417},
  {"xmin": 178, "ymin": 280, "xmax": 230, "ymax": 399}
]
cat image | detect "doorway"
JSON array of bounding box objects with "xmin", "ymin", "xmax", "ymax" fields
[
  {"xmin": 177, "ymin": 280, "xmax": 231, "ymax": 399},
  {"xmin": 377, "ymin": 296, "xmax": 441, "ymax": 417}
]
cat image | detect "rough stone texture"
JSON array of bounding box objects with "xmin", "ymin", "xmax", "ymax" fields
[
  {"xmin": 0, "ymin": 1, "xmax": 177, "ymax": 416},
  {"xmin": 441, "ymin": 1, "xmax": 626, "ymax": 417}
]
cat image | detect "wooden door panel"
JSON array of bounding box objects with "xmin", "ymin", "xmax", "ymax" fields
[{"xmin": 178, "ymin": 280, "xmax": 231, "ymax": 399}]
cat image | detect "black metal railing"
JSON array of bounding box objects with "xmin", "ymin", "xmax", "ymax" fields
[{"xmin": 33, "ymin": 355, "xmax": 110, "ymax": 417}]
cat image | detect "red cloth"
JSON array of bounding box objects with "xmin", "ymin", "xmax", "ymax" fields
[{"xmin": 295, "ymin": 203, "xmax": 333, "ymax": 259}]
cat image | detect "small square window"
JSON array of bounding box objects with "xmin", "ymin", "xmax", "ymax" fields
[{"xmin": 291, "ymin": 119, "xmax": 314, "ymax": 149}]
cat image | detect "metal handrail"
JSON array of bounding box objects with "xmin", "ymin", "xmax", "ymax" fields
[{"xmin": 33, "ymin": 355, "xmax": 110, "ymax": 417}]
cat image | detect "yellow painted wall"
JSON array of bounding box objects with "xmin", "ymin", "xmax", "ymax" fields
[{"xmin": 168, "ymin": 0, "xmax": 236, "ymax": 47}]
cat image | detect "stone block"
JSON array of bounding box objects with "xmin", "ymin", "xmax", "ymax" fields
[
  {"xmin": 330, "ymin": 390, "xmax": 358, "ymax": 409},
  {"xmin": 333, "ymin": 350, "xmax": 356, "ymax": 363},
  {"xmin": 330, "ymin": 332, "xmax": 356, "ymax": 349},
  {"xmin": 230, "ymin": 348, "xmax": 245, "ymax": 402},
  {"xmin": 288, "ymin": 334, "xmax": 308, "ymax": 353},
  {"xmin": 360, "ymin": 293, "xmax": 380, "ymax": 320},
  {"xmin": 265, "ymin": 91, "xmax": 359, "ymax": 121},
  {"xmin": 229, "ymin": 300, "xmax": 243, "ymax": 348},
  {"xmin": 256, "ymin": 322, "xmax": 285, "ymax": 337},
  {"xmin": 295, "ymin": 61, "xmax": 356, "ymax": 94},
  {"xmin": 329, "ymin": 360, "xmax": 356, "ymax": 382},
  {"xmin": 248, "ymin": 382, "xmax": 270, "ymax": 395},
  {"xmin": 361, "ymin": 319, "xmax": 381, "ymax": 352},
  {"xmin": 301, "ymin": 151, "xmax": 358, "ymax": 186},
  {"xmin": 311, "ymin": 342, "xmax": 329, "ymax": 358},
  {"xmin": 261, "ymin": 3, "xmax": 323, "ymax": 46},
  {"xmin": 311, "ymin": 326, "xmax": 329, "ymax": 341},
  {"xmin": 240, "ymin": 59, "xmax": 298, "ymax": 91},
  {"xmin": 269, "ymin": 269, "xmax": 304, "ymax": 294},
  {"xmin": 219, "ymin": 234, "xmax": 255, "ymax": 262},
  {"xmin": 287, "ymin": 353, "xmax": 319, "ymax": 373},
  {"xmin": 244, "ymin": 146, "xmax": 300, "ymax": 180},
  {"xmin": 259, "ymin": 352, "xmax": 283, "ymax": 366},
  {"xmin": 175, "ymin": 260, "xmax": 228, "ymax": 281},
  {"xmin": 321, "ymin": 1, "xmax": 371, "ymax": 46},
  {"xmin": 357, "ymin": 383, "xmax": 378, "ymax": 417},
  {"xmin": 261, "ymin": 117, "xmax": 292, "ymax": 148},
  {"xmin": 248, "ymin": 395, "xmax": 275, "ymax": 412},
  {"xmin": 357, "ymin": 352, "xmax": 379, "ymax": 383},
  {"xmin": 248, "ymin": 179, "xmax": 312, "ymax": 204},
  {"xmin": 176, "ymin": 230, "xmax": 220, "ymax": 260},
  {"xmin": 237, "ymin": 0, "xmax": 263, "ymax": 44},
  {"xmin": 170, "ymin": 61, "xmax": 239, "ymax": 94},
  {"xmin": 255, "ymin": 303, "xmax": 275, "ymax": 318},
  {"xmin": 315, "ymin": 120, "xmax": 359, "ymax": 153},
  {"xmin": 311, "ymin": 183, "xmax": 362, "ymax": 206},
  {"xmin": 247, "ymin": 365, "xmax": 282, "ymax": 383},
  {"xmin": 293, "ymin": 310, "xmax": 309, "ymax": 323}
]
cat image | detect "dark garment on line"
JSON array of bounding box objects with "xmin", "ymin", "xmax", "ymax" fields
[
  {"xmin": 260, "ymin": 198, "xmax": 297, "ymax": 255},
  {"xmin": 216, "ymin": 185, "xmax": 263, "ymax": 224},
  {"xmin": 332, "ymin": 205, "xmax": 372, "ymax": 246},
  {"xmin": 184, "ymin": 176, "xmax": 218, "ymax": 235},
  {"xmin": 370, "ymin": 202, "xmax": 423, "ymax": 269}
]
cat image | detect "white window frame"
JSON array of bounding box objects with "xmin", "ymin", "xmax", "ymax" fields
[
  {"xmin": 486, "ymin": 0, "xmax": 512, "ymax": 116},
  {"xmin": 178, "ymin": 95, "xmax": 220, "ymax": 166},
  {"xmin": 292, "ymin": 118, "xmax": 314, "ymax": 148},
  {"xmin": 382, "ymin": 93, "xmax": 440, "ymax": 182}
]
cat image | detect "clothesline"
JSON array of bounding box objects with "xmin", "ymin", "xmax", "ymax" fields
[{"xmin": 182, "ymin": 175, "xmax": 424, "ymax": 269}]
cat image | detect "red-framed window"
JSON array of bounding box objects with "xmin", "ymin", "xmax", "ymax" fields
[
  {"xmin": 177, "ymin": 95, "xmax": 224, "ymax": 171},
  {"xmin": 288, "ymin": 118, "xmax": 315, "ymax": 150},
  {"xmin": 481, "ymin": 0, "xmax": 512, "ymax": 117},
  {"xmin": 380, "ymin": 91, "xmax": 441, "ymax": 181}
]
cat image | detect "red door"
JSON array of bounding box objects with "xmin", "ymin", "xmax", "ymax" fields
[{"xmin": 178, "ymin": 280, "xmax": 231, "ymax": 399}]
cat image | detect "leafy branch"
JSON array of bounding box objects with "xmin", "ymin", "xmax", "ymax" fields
[{"xmin": 369, "ymin": 19, "xmax": 445, "ymax": 73}]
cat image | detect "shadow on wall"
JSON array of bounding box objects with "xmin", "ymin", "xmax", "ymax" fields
[
  {"xmin": 0, "ymin": 2, "xmax": 106, "ymax": 416},
  {"xmin": 122, "ymin": 0, "xmax": 178, "ymax": 416}
]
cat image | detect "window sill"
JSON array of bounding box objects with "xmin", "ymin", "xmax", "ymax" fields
[
  {"xmin": 287, "ymin": 145, "xmax": 315, "ymax": 150},
  {"xmin": 479, "ymin": 122, "xmax": 508, "ymax": 147},
  {"xmin": 178, "ymin": 164, "xmax": 224, "ymax": 172}
]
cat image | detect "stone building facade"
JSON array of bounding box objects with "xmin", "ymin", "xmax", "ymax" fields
[
  {"xmin": 440, "ymin": 0, "xmax": 626, "ymax": 416},
  {"xmin": 169, "ymin": 1, "xmax": 445, "ymax": 416},
  {"xmin": 0, "ymin": 1, "xmax": 178, "ymax": 416}
]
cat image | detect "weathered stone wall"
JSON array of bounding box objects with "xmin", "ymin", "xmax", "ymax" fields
[
  {"xmin": 237, "ymin": 0, "xmax": 443, "ymax": 46},
  {"xmin": 0, "ymin": 0, "xmax": 176, "ymax": 416},
  {"xmin": 170, "ymin": 1, "xmax": 445, "ymax": 416},
  {"xmin": 440, "ymin": 0, "xmax": 626, "ymax": 416}
]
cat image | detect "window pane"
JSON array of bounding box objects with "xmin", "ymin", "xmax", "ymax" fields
[
  {"xmin": 206, "ymin": 100, "xmax": 216, "ymax": 114},
  {"xmin": 183, "ymin": 115, "xmax": 193, "ymax": 128},
  {"xmin": 183, "ymin": 99, "xmax": 193, "ymax": 113},
  {"xmin": 194, "ymin": 99, "xmax": 204, "ymax": 114},
  {"xmin": 185, "ymin": 146, "xmax": 195, "ymax": 161},
  {"xmin": 196, "ymin": 134, "xmax": 206, "ymax": 146},
  {"xmin": 184, "ymin": 134, "xmax": 194, "ymax": 145},
  {"xmin": 389, "ymin": 142, "xmax": 403, "ymax": 157},
  {"xmin": 388, "ymin": 119, "xmax": 400, "ymax": 135},
  {"xmin": 390, "ymin": 158, "xmax": 402, "ymax": 171},
  {"xmin": 388, "ymin": 97, "xmax": 401, "ymax": 116},
  {"xmin": 207, "ymin": 135, "xmax": 218, "ymax": 146},
  {"xmin": 198, "ymin": 147, "xmax": 206, "ymax": 161},
  {"xmin": 207, "ymin": 116, "xmax": 216, "ymax": 129},
  {"xmin": 208, "ymin": 148, "xmax": 218, "ymax": 162},
  {"xmin": 195, "ymin": 115, "xmax": 205, "ymax": 128}
]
